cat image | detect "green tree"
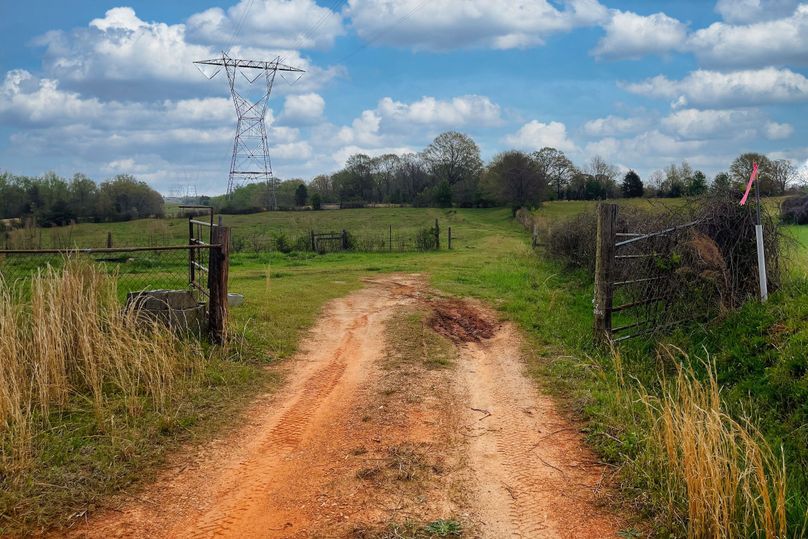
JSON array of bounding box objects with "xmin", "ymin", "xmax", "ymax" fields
[
  {"xmin": 711, "ymin": 172, "xmax": 732, "ymax": 193},
  {"xmin": 482, "ymin": 150, "xmax": 547, "ymax": 212},
  {"xmin": 621, "ymin": 170, "xmax": 644, "ymax": 198},
  {"xmin": 729, "ymin": 153, "xmax": 776, "ymax": 196},
  {"xmin": 686, "ymin": 170, "xmax": 708, "ymax": 196},
  {"xmin": 68, "ymin": 173, "xmax": 98, "ymax": 220},
  {"xmin": 433, "ymin": 180, "xmax": 453, "ymax": 208},
  {"xmin": 533, "ymin": 147, "xmax": 575, "ymax": 200},
  {"xmin": 294, "ymin": 183, "xmax": 308, "ymax": 206},
  {"xmin": 310, "ymin": 192, "xmax": 322, "ymax": 210},
  {"xmin": 96, "ymin": 175, "xmax": 164, "ymax": 221}
]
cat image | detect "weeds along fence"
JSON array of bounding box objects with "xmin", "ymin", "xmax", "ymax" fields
[
  {"xmin": 232, "ymin": 220, "xmax": 445, "ymax": 254},
  {"xmin": 0, "ymin": 227, "xmax": 231, "ymax": 343},
  {"xmin": 527, "ymin": 197, "xmax": 781, "ymax": 342},
  {"xmin": 5, "ymin": 218, "xmax": 450, "ymax": 255}
]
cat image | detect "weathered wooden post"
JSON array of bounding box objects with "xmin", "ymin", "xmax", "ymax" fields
[
  {"xmin": 448, "ymin": 226, "xmax": 452, "ymax": 250},
  {"xmin": 106, "ymin": 231, "xmax": 113, "ymax": 248},
  {"xmin": 209, "ymin": 226, "xmax": 230, "ymax": 344},
  {"xmin": 341, "ymin": 229, "xmax": 347, "ymax": 250},
  {"xmin": 389, "ymin": 224, "xmax": 392, "ymax": 252},
  {"xmin": 594, "ymin": 203, "xmax": 617, "ymax": 342},
  {"xmin": 310, "ymin": 230, "xmax": 316, "ymax": 251},
  {"xmin": 434, "ymin": 219, "xmax": 440, "ymax": 250}
]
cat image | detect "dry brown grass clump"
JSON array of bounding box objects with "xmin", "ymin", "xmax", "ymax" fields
[
  {"xmin": 0, "ymin": 260, "xmax": 202, "ymax": 472},
  {"xmin": 638, "ymin": 353, "xmax": 788, "ymax": 538}
]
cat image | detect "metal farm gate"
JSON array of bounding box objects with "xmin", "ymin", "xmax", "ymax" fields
[{"xmin": 593, "ymin": 203, "xmax": 704, "ymax": 343}]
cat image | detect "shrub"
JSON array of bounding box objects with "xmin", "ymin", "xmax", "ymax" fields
[
  {"xmin": 273, "ymin": 232, "xmax": 292, "ymax": 254},
  {"xmin": 415, "ymin": 227, "xmax": 437, "ymax": 251},
  {"xmin": 781, "ymin": 195, "xmax": 808, "ymax": 225}
]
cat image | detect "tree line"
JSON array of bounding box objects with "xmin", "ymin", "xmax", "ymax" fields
[
  {"xmin": 0, "ymin": 173, "xmax": 164, "ymax": 226},
  {"xmin": 219, "ymin": 131, "xmax": 806, "ymax": 213},
  {"xmin": 4, "ymin": 131, "xmax": 804, "ymax": 224}
]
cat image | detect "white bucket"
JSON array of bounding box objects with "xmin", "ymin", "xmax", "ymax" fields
[{"xmin": 227, "ymin": 293, "xmax": 245, "ymax": 307}]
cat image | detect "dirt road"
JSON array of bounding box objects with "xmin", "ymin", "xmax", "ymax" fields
[{"xmin": 67, "ymin": 275, "xmax": 621, "ymax": 538}]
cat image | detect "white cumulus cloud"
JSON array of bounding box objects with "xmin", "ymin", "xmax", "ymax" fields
[
  {"xmin": 593, "ymin": 10, "xmax": 688, "ymax": 60},
  {"xmin": 346, "ymin": 0, "xmax": 608, "ymax": 51},
  {"xmin": 504, "ymin": 120, "xmax": 577, "ymax": 153},
  {"xmin": 765, "ymin": 121, "xmax": 795, "ymax": 140},
  {"xmin": 714, "ymin": 0, "xmax": 800, "ymax": 23},
  {"xmin": 377, "ymin": 95, "xmax": 501, "ymax": 127},
  {"xmin": 689, "ymin": 5, "xmax": 808, "ymax": 67},
  {"xmin": 187, "ymin": 0, "xmax": 344, "ymax": 50},
  {"xmin": 622, "ymin": 67, "xmax": 808, "ymax": 108},
  {"xmin": 281, "ymin": 93, "xmax": 325, "ymax": 123},
  {"xmin": 583, "ymin": 114, "xmax": 651, "ymax": 136}
]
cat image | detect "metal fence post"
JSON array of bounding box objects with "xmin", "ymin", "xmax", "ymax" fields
[
  {"xmin": 188, "ymin": 217, "xmax": 195, "ymax": 288},
  {"xmin": 434, "ymin": 219, "xmax": 440, "ymax": 250},
  {"xmin": 209, "ymin": 226, "xmax": 230, "ymax": 344},
  {"xmin": 594, "ymin": 203, "xmax": 617, "ymax": 342},
  {"xmin": 389, "ymin": 224, "xmax": 392, "ymax": 252},
  {"xmin": 448, "ymin": 226, "xmax": 452, "ymax": 250}
]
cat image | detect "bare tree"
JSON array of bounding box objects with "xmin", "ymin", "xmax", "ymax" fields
[
  {"xmin": 308, "ymin": 174, "xmax": 334, "ymax": 202},
  {"xmin": 422, "ymin": 131, "xmax": 482, "ymax": 184},
  {"xmin": 533, "ymin": 147, "xmax": 575, "ymax": 200},
  {"xmin": 770, "ymin": 159, "xmax": 797, "ymax": 195},
  {"xmin": 586, "ymin": 156, "xmax": 619, "ymax": 198}
]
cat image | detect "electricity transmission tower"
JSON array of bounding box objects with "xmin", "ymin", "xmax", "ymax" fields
[{"xmin": 194, "ymin": 52, "xmax": 304, "ymax": 208}]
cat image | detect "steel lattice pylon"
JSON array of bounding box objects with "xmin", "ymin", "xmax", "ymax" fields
[{"xmin": 194, "ymin": 52, "xmax": 304, "ymax": 207}]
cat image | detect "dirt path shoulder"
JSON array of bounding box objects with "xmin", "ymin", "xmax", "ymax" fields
[{"xmin": 64, "ymin": 275, "xmax": 621, "ymax": 538}]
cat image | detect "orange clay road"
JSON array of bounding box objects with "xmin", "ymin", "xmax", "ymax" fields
[{"xmin": 65, "ymin": 274, "xmax": 622, "ymax": 538}]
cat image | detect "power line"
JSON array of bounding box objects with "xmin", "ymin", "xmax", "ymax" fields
[
  {"xmin": 335, "ymin": 0, "xmax": 428, "ymax": 64},
  {"xmin": 227, "ymin": 0, "xmax": 256, "ymax": 54}
]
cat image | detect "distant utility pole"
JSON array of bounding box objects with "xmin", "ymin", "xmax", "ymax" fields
[{"xmin": 194, "ymin": 52, "xmax": 304, "ymax": 208}]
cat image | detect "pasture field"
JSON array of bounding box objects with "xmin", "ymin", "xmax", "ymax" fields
[
  {"xmin": 2, "ymin": 204, "xmax": 807, "ymax": 534},
  {"xmin": 4, "ymin": 207, "xmax": 454, "ymax": 249}
]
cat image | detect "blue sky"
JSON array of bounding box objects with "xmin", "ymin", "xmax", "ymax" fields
[{"xmin": 1, "ymin": 0, "xmax": 807, "ymax": 195}]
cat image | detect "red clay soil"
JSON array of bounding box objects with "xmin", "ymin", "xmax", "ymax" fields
[
  {"xmin": 427, "ymin": 299, "xmax": 497, "ymax": 343},
  {"xmin": 59, "ymin": 275, "xmax": 623, "ymax": 538}
]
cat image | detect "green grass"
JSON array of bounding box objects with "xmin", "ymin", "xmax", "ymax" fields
[
  {"xmin": 6, "ymin": 207, "xmax": 454, "ymax": 249},
  {"xmin": 3, "ymin": 204, "xmax": 807, "ymax": 534}
]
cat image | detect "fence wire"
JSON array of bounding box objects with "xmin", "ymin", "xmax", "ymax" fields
[
  {"xmin": 610, "ymin": 223, "xmax": 724, "ymax": 341},
  {"xmin": 0, "ymin": 248, "xmax": 198, "ymax": 301}
]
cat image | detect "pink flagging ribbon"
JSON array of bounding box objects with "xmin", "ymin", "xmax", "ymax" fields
[{"xmin": 740, "ymin": 161, "xmax": 759, "ymax": 206}]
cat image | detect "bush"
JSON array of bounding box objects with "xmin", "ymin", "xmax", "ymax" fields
[
  {"xmin": 273, "ymin": 232, "xmax": 292, "ymax": 254},
  {"xmin": 415, "ymin": 227, "xmax": 438, "ymax": 251},
  {"xmin": 781, "ymin": 195, "xmax": 808, "ymax": 224}
]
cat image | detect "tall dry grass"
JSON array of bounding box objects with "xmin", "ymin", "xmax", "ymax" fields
[
  {"xmin": 0, "ymin": 260, "xmax": 202, "ymax": 472},
  {"xmin": 633, "ymin": 350, "xmax": 789, "ymax": 538}
]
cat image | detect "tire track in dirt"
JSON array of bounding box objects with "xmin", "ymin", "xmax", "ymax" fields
[
  {"xmin": 62, "ymin": 276, "xmax": 623, "ymax": 538},
  {"xmin": 459, "ymin": 323, "xmax": 621, "ymax": 538}
]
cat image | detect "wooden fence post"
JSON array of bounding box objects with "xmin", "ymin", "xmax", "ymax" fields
[
  {"xmin": 594, "ymin": 203, "xmax": 617, "ymax": 342},
  {"xmin": 448, "ymin": 226, "xmax": 452, "ymax": 250},
  {"xmin": 341, "ymin": 229, "xmax": 348, "ymax": 250},
  {"xmin": 106, "ymin": 231, "xmax": 113, "ymax": 248},
  {"xmin": 389, "ymin": 224, "xmax": 392, "ymax": 252},
  {"xmin": 434, "ymin": 219, "xmax": 440, "ymax": 250},
  {"xmin": 310, "ymin": 230, "xmax": 316, "ymax": 251},
  {"xmin": 209, "ymin": 226, "xmax": 230, "ymax": 344}
]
